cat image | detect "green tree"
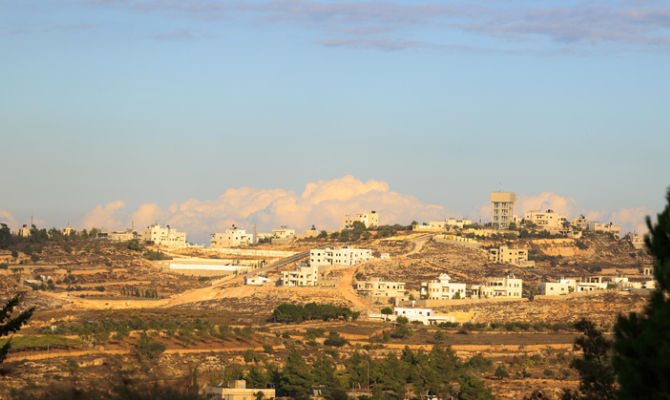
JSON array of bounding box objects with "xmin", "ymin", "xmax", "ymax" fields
[
  {"xmin": 613, "ymin": 188, "xmax": 670, "ymax": 400},
  {"xmin": 279, "ymin": 347, "xmax": 313, "ymax": 400},
  {"xmin": 494, "ymin": 365, "xmax": 509, "ymax": 379},
  {"xmin": 1, "ymin": 293, "xmax": 35, "ymax": 365},
  {"xmin": 457, "ymin": 374, "xmax": 495, "ymax": 400},
  {"xmin": 564, "ymin": 319, "xmax": 616, "ymax": 400},
  {"xmin": 136, "ymin": 331, "xmax": 166, "ymax": 360}
]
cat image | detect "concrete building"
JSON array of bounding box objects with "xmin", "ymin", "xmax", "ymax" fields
[
  {"xmin": 523, "ymin": 209, "xmax": 568, "ymax": 234},
  {"xmin": 589, "ymin": 222, "xmax": 621, "ymax": 239},
  {"xmin": 471, "ymin": 275, "xmax": 523, "ymax": 298},
  {"xmin": 205, "ymin": 380, "xmax": 275, "ymax": 400},
  {"xmin": 17, "ymin": 225, "xmax": 31, "ymax": 238},
  {"xmin": 490, "ymin": 192, "xmax": 516, "ymax": 229},
  {"xmin": 244, "ymin": 275, "xmax": 271, "ymax": 286},
  {"xmin": 446, "ymin": 218, "xmax": 472, "ymax": 229},
  {"xmin": 343, "ymin": 211, "xmax": 378, "ymax": 229},
  {"xmin": 571, "ymin": 216, "xmax": 590, "ymax": 230},
  {"xmin": 272, "ymin": 227, "xmax": 295, "ymax": 239},
  {"xmin": 392, "ymin": 307, "xmax": 456, "ymax": 325},
  {"xmin": 487, "ymin": 245, "xmax": 534, "ymax": 267},
  {"xmin": 210, "ymin": 228, "xmax": 256, "ymax": 248},
  {"xmin": 309, "ymin": 247, "xmax": 373, "ymax": 268},
  {"xmin": 108, "ymin": 229, "xmax": 140, "ymax": 242},
  {"xmin": 355, "ymin": 277, "xmax": 406, "ymax": 298},
  {"xmin": 627, "ymin": 233, "xmax": 645, "ymax": 250},
  {"xmin": 61, "ymin": 225, "xmax": 74, "ymax": 236},
  {"xmin": 143, "ymin": 224, "xmax": 187, "ymax": 248},
  {"xmin": 539, "ymin": 278, "xmax": 576, "ymax": 295},
  {"xmin": 279, "ymin": 263, "xmax": 318, "ymax": 287},
  {"xmin": 420, "ymin": 273, "xmax": 467, "ymax": 300}
]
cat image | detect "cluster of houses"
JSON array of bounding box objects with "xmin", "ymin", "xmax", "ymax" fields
[{"xmin": 539, "ymin": 270, "xmax": 656, "ymax": 295}]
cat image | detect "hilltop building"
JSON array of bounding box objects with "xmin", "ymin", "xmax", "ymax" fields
[
  {"xmin": 309, "ymin": 247, "xmax": 373, "ymax": 267},
  {"xmin": 205, "ymin": 380, "xmax": 275, "ymax": 400},
  {"xmin": 523, "ymin": 209, "xmax": 568, "ymax": 234},
  {"xmin": 420, "ymin": 273, "xmax": 466, "ymax": 300},
  {"xmin": 108, "ymin": 229, "xmax": 140, "ymax": 242},
  {"xmin": 279, "ymin": 263, "xmax": 318, "ymax": 287},
  {"xmin": 589, "ymin": 222, "xmax": 621, "ymax": 239},
  {"xmin": 17, "ymin": 225, "xmax": 31, "ymax": 238},
  {"xmin": 627, "ymin": 233, "xmax": 645, "ymax": 250},
  {"xmin": 210, "ymin": 227, "xmax": 256, "ymax": 248},
  {"xmin": 491, "ymin": 192, "xmax": 516, "ymax": 229},
  {"xmin": 471, "ymin": 275, "xmax": 523, "ymax": 298},
  {"xmin": 343, "ymin": 211, "xmax": 378, "ymax": 229},
  {"xmin": 488, "ymin": 245, "xmax": 534, "ymax": 267},
  {"xmin": 143, "ymin": 224, "xmax": 186, "ymax": 248}
]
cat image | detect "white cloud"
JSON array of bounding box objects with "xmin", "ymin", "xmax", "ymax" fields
[
  {"xmin": 79, "ymin": 175, "xmax": 451, "ymax": 243},
  {"xmin": 81, "ymin": 200, "xmax": 127, "ymax": 230},
  {"xmin": 0, "ymin": 210, "xmax": 17, "ymax": 229},
  {"xmin": 609, "ymin": 206, "xmax": 651, "ymax": 234},
  {"xmin": 516, "ymin": 192, "xmax": 578, "ymax": 216}
]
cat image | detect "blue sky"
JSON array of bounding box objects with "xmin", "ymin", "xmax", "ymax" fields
[{"xmin": 1, "ymin": 0, "xmax": 669, "ymax": 240}]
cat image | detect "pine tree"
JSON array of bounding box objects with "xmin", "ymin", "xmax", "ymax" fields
[
  {"xmin": 613, "ymin": 188, "xmax": 670, "ymax": 399},
  {"xmin": 1, "ymin": 293, "xmax": 35, "ymax": 365},
  {"xmin": 279, "ymin": 347, "xmax": 313, "ymax": 400}
]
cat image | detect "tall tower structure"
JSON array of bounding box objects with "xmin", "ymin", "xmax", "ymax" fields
[{"xmin": 490, "ymin": 192, "xmax": 516, "ymax": 229}]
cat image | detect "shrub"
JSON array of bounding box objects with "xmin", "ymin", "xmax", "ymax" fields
[
  {"xmin": 323, "ymin": 331, "xmax": 348, "ymax": 347},
  {"xmin": 494, "ymin": 364, "xmax": 510, "ymax": 379}
]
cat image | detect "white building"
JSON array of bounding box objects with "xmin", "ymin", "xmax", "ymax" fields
[
  {"xmin": 210, "ymin": 228, "xmax": 256, "ymax": 248},
  {"xmin": 343, "ymin": 211, "xmax": 378, "ymax": 229},
  {"xmin": 491, "ymin": 192, "xmax": 516, "ymax": 229},
  {"xmin": 589, "ymin": 222, "xmax": 621, "ymax": 239},
  {"xmin": 392, "ymin": 307, "xmax": 456, "ymax": 325},
  {"xmin": 244, "ymin": 275, "xmax": 271, "ymax": 286},
  {"xmin": 523, "ymin": 209, "xmax": 568, "ymax": 234},
  {"xmin": 108, "ymin": 229, "xmax": 140, "ymax": 242},
  {"xmin": 279, "ymin": 263, "xmax": 318, "ymax": 287},
  {"xmin": 309, "ymin": 247, "xmax": 374, "ymax": 268},
  {"xmin": 272, "ymin": 227, "xmax": 295, "ymax": 239},
  {"xmin": 471, "ymin": 275, "xmax": 523, "ymax": 298},
  {"xmin": 539, "ymin": 278, "xmax": 576, "ymax": 295},
  {"xmin": 143, "ymin": 224, "xmax": 187, "ymax": 248},
  {"xmin": 420, "ymin": 273, "xmax": 466, "ymax": 300},
  {"xmin": 446, "ymin": 218, "xmax": 472, "ymax": 229}
]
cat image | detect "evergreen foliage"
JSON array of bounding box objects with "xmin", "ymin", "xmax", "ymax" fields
[{"xmin": 0, "ymin": 292, "xmax": 35, "ymax": 365}]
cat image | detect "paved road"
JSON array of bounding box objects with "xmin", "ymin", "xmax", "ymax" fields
[{"xmin": 253, "ymin": 251, "xmax": 310, "ymax": 275}]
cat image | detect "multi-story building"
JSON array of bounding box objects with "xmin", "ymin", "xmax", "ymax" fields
[
  {"xmin": 205, "ymin": 380, "xmax": 275, "ymax": 400},
  {"xmin": 487, "ymin": 245, "xmax": 534, "ymax": 267},
  {"xmin": 627, "ymin": 233, "xmax": 645, "ymax": 250},
  {"xmin": 279, "ymin": 263, "xmax": 318, "ymax": 287},
  {"xmin": 523, "ymin": 209, "xmax": 568, "ymax": 234},
  {"xmin": 589, "ymin": 222, "xmax": 621, "ymax": 239},
  {"xmin": 343, "ymin": 211, "xmax": 378, "ymax": 229},
  {"xmin": 355, "ymin": 277, "xmax": 406, "ymax": 298},
  {"xmin": 272, "ymin": 227, "xmax": 295, "ymax": 239},
  {"xmin": 143, "ymin": 224, "xmax": 187, "ymax": 248},
  {"xmin": 210, "ymin": 228, "xmax": 255, "ymax": 248},
  {"xmin": 61, "ymin": 225, "xmax": 75, "ymax": 236},
  {"xmin": 490, "ymin": 192, "xmax": 516, "ymax": 229},
  {"xmin": 309, "ymin": 247, "xmax": 373, "ymax": 268},
  {"xmin": 571, "ymin": 216, "xmax": 590, "ymax": 230},
  {"xmin": 471, "ymin": 275, "xmax": 523, "ymax": 298},
  {"xmin": 420, "ymin": 273, "xmax": 466, "ymax": 300}
]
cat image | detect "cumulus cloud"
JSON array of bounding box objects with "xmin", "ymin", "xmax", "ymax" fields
[
  {"xmin": 516, "ymin": 192, "xmax": 578, "ymax": 216},
  {"xmin": 0, "ymin": 210, "xmax": 17, "ymax": 229},
  {"xmin": 79, "ymin": 175, "xmax": 451, "ymax": 244},
  {"xmin": 609, "ymin": 206, "xmax": 651, "ymax": 234},
  {"xmin": 81, "ymin": 200, "xmax": 127, "ymax": 230}
]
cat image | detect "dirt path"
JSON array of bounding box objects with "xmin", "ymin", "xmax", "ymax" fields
[
  {"xmin": 404, "ymin": 234, "xmax": 433, "ymax": 256},
  {"xmin": 336, "ymin": 267, "xmax": 376, "ymax": 313}
]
